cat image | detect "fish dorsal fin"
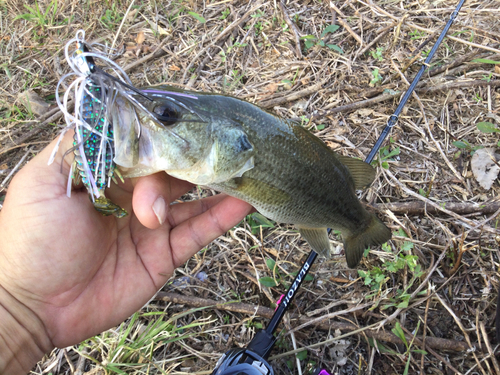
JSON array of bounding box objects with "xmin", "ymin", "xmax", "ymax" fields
[{"xmin": 336, "ymin": 155, "xmax": 376, "ymax": 190}]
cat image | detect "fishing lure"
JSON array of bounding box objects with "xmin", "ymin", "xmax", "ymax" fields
[
  {"xmin": 51, "ymin": 30, "xmax": 133, "ymax": 217},
  {"xmin": 52, "ymin": 30, "xmax": 203, "ymax": 217}
]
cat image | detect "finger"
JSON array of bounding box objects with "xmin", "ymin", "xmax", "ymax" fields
[
  {"xmin": 132, "ymin": 173, "xmax": 193, "ymax": 229},
  {"xmin": 169, "ymin": 196, "xmax": 253, "ymax": 268},
  {"xmin": 167, "ymin": 193, "xmax": 229, "ymax": 227}
]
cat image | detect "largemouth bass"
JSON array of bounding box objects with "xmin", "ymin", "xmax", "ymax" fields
[{"xmin": 112, "ymin": 86, "xmax": 391, "ymax": 268}]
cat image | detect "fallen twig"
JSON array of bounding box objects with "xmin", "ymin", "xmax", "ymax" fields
[
  {"xmin": 259, "ymin": 80, "xmax": 327, "ymax": 108},
  {"xmin": 372, "ymin": 200, "xmax": 500, "ymax": 216},
  {"xmin": 279, "ymin": 1, "xmax": 302, "ymax": 59},
  {"xmin": 155, "ymin": 291, "xmax": 470, "ymax": 352}
]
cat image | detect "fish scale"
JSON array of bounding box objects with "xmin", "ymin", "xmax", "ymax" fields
[{"xmin": 113, "ymin": 86, "xmax": 391, "ymax": 267}]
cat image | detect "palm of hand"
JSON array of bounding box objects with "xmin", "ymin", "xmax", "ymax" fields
[{"xmin": 0, "ymin": 135, "xmax": 252, "ymax": 348}]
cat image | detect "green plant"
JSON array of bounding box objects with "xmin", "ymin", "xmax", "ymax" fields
[
  {"xmin": 246, "ymin": 212, "xmax": 275, "ymax": 235},
  {"xmin": 370, "ymin": 68, "xmax": 382, "ymax": 86},
  {"xmin": 188, "ymin": 11, "xmax": 206, "ymax": 24},
  {"xmin": 453, "ymin": 121, "xmax": 498, "ymax": 155},
  {"xmin": 368, "ymin": 321, "xmax": 426, "ymax": 375},
  {"xmin": 452, "ymin": 139, "xmax": 483, "ymax": 155},
  {"xmin": 359, "ymin": 229, "xmax": 424, "ymax": 309},
  {"xmin": 408, "ymin": 30, "xmax": 425, "ymax": 40},
  {"xmin": 14, "ymin": 0, "xmax": 60, "ymax": 29},
  {"xmin": 281, "ymin": 67, "xmax": 300, "ymax": 89},
  {"xmin": 220, "ymin": 8, "xmax": 230, "ymax": 20},
  {"xmin": 370, "ymin": 46, "xmax": 384, "ymax": 61},
  {"xmin": 80, "ymin": 311, "xmax": 214, "ymax": 372},
  {"xmin": 370, "ymin": 142, "xmax": 400, "ymax": 169},
  {"xmin": 100, "ymin": 3, "xmax": 122, "ymax": 30},
  {"xmin": 299, "ymin": 24, "xmax": 343, "ymax": 54},
  {"xmin": 259, "ymin": 258, "xmax": 314, "ymax": 288},
  {"xmin": 223, "ymin": 69, "xmax": 246, "ymax": 91}
]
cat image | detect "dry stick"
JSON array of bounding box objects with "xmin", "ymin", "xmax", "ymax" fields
[
  {"xmin": 122, "ymin": 37, "xmax": 171, "ymax": 72},
  {"xmin": 405, "ymin": 22, "xmax": 500, "ymax": 55},
  {"xmin": 357, "ymin": 22, "xmax": 397, "ymax": 56},
  {"xmin": 384, "ymin": 168, "xmax": 498, "ymax": 233},
  {"xmin": 372, "ymin": 201, "xmax": 500, "ymax": 216},
  {"xmin": 426, "ymin": 49, "xmax": 481, "ymax": 77},
  {"xmin": 420, "ymin": 79, "xmax": 500, "ymax": 93},
  {"xmin": 155, "ymin": 292, "xmax": 469, "ymax": 352},
  {"xmin": 435, "ymin": 293, "xmax": 487, "ymax": 375},
  {"xmin": 182, "ymin": 2, "xmax": 264, "ymax": 84},
  {"xmin": 314, "ymin": 79, "xmax": 500, "ymax": 118},
  {"xmin": 479, "ymin": 322, "xmax": 500, "ymax": 375},
  {"xmin": 420, "ymin": 288, "xmax": 431, "ymax": 373},
  {"xmin": 329, "ymin": 2, "xmax": 363, "ymax": 46},
  {"xmin": 279, "ymin": 1, "xmax": 302, "ymax": 59},
  {"xmin": 259, "ymin": 79, "xmax": 328, "ymax": 108},
  {"xmin": 392, "ymin": 60, "xmax": 464, "ymax": 182}
]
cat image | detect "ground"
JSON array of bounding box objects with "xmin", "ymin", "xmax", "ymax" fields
[{"xmin": 1, "ymin": 0, "xmax": 500, "ymax": 374}]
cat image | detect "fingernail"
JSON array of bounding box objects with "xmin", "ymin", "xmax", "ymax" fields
[{"xmin": 152, "ymin": 196, "xmax": 166, "ymax": 225}]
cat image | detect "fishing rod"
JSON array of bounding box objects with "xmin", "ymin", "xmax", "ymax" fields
[{"xmin": 211, "ymin": 1, "xmax": 466, "ymax": 374}]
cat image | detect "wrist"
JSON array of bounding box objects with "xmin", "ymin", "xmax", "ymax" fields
[{"xmin": 0, "ymin": 285, "xmax": 54, "ymax": 375}]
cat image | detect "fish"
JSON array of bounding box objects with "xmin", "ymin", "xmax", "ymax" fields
[{"xmin": 109, "ymin": 86, "xmax": 392, "ymax": 268}]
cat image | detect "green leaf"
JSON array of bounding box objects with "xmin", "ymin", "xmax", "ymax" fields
[
  {"xmin": 321, "ymin": 24, "xmax": 340, "ymax": 38},
  {"xmin": 188, "ymin": 11, "xmax": 206, "ymax": 23},
  {"xmin": 327, "ymin": 44, "xmax": 343, "ymax": 54},
  {"xmin": 383, "ymin": 147, "xmax": 400, "ymax": 160},
  {"xmin": 296, "ymin": 350, "xmax": 308, "ymax": 361},
  {"xmin": 381, "ymin": 161, "xmax": 389, "ymax": 169},
  {"xmin": 477, "ymin": 121, "xmax": 500, "ymax": 133},
  {"xmin": 452, "ymin": 140, "xmax": 469, "ymax": 149},
  {"xmin": 472, "ymin": 58, "xmax": 500, "ymax": 64},
  {"xmin": 305, "ymin": 274, "xmax": 314, "ymax": 281},
  {"xmin": 403, "ymin": 352, "xmax": 412, "ymax": 375},
  {"xmin": 401, "ymin": 241, "xmax": 414, "ymax": 251},
  {"xmin": 259, "ymin": 277, "xmax": 278, "ymax": 287},
  {"xmin": 412, "ymin": 349, "xmax": 428, "ymax": 355},
  {"xmin": 391, "ymin": 322, "xmax": 408, "ymax": 347},
  {"xmin": 396, "ymin": 299, "xmax": 409, "ymax": 309},
  {"xmin": 394, "ymin": 228, "xmax": 408, "ymax": 238},
  {"xmin": 300, "ymin": 35, "xmax": 317, "ymax": 40},
  {"xmin": 367, "ymin": 338, "xmax": 398, "ymax": 354},
  {"xmin": 266, "ymin": 258, "xmax": 276, "ymax": 270},
  {"xmin": 316, "ymin": 124, "xmax": 325, "ymax": 130}
]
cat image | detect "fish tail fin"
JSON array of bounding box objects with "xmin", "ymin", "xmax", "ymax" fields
[{"xmin": 344, "ymin": 214, "xmax": 391, "ymax": 268}]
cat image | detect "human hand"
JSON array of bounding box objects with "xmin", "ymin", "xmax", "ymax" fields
[{"xmin": 0, "ymin": 133, "xmax": 252, "ymax": 374}]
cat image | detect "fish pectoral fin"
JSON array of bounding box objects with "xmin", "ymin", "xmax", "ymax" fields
[
  {"xmin": 336, "ymin": 155, "xmax": 376, "ymax": 190},
  {"xmin": 298, "ymin": 227, "xmax": 331, "ymax": 258},
  {"xmin": 227, "ymin": 176, "xmax": 291, "ymax": 206}
]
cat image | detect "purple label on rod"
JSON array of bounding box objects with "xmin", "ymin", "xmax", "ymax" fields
[
  {"xmin": 141, "ymin": 89, "xmax": 198, "ymax": 99},
  {"xmin": 318, "ymin": 370, "xmax": 330, "ymax": 375}
]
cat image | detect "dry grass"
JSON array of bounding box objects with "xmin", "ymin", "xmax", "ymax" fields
[{"xmin": 1, "ymin": 0, "xmax": 500, "ymax": 374}]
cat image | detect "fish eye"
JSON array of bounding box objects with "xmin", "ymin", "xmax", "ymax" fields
[{"xmin": 153, "ymin": 104, "xmax": 179, "ymax": 126}]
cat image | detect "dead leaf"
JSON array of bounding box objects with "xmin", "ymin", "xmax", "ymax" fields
[
  {"xmin": 265, "ymin": 82, "xmax": 278, "ymax": 94},
  {"xmin": 495, "ymin": 65, "xmax": 500, "ymax": 75},
  {"xmin": 135, "ymin": 31, "xmax": 145, "ymax": 45},
  {"xmin": 127, "ymin": 8, "xmax": 138, "ymax": 20},
  {"xmin": 17, "ymin": 90, "xmax": 50, "ymax": 117},
  {"xmin": 471, "ymin": 148, "xmax": 500, "ymax": 190},
  {"xmin": 169, "ymin": 65, "xmax": 181, "ymax": 71}
]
